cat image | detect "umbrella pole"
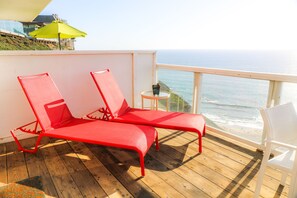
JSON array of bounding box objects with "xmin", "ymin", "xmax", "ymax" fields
[{"xmin": 58, "ymin": 33, "xmax": 61, "ymax": 50}]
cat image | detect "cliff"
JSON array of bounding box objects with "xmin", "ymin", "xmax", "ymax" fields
[{"xmin": 0, "ymin": 32, "xmax": 57, "ymax": 50}]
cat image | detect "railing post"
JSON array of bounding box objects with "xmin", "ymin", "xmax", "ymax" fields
[
  {"xmin": 261, "ymin": 80, "xmax": 283, "ymax": 148},
  {"xmin": 132, "ymin": 53, "xmax": 135, "ymax": 107},
  {"xmin": 153, "ymin": 52, "xmax": 157, "ymax": 83},
  {"xmin": 266, "ymin": 80, "xmax": 282, "ymax": 108},
  {"xmin": 192, "ymin": 72, "xmax": 203, "ymax": 114},
  {"xmin": 182, "ymin": 98, "xmax": 185, "ymax": 112},
  {"xmin": 177, "ymin": 97, "xmax": 180, "ymax": 112}
]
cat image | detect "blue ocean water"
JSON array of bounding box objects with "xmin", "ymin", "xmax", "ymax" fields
[{"xmin": 156, "ymin": 50, "xmax": 297, "ymax": 142}]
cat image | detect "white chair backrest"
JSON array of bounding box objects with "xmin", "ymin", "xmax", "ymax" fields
[{"xmin": 260, "ymin": 103, "xmax": 297, "ymax": 144}]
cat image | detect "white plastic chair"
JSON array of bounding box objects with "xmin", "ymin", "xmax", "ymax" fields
[{"xmin": 254, "ymin": 102, "xmax": 297, "ymax": 198}]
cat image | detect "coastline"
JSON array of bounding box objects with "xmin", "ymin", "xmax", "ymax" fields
[
  {"xmin": 159, "ymin": 79, "xmax": 262, "ymax": 143},
  {"xmin": 155, "ymin": 48, "xmax": 290, "ymax": 144},
  {"xmin": 207, "ymin": 119, "xmax": 262, "ymax": 143}
]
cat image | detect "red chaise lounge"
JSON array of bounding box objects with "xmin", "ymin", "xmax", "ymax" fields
[
  {"xmin": 90, "ymin": 69, "xmax": 206, "ymax": 153},
  {"xmin": 11, "ymin": 73, "xmax": 159, "ymax": 176}
]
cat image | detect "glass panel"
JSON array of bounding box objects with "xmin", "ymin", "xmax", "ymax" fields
[
  {"xmin": 157, "ymin": 69, "xmax": 193, "ymax": 112},
  {"xmin": 200, "ymin": 74, "xmax": 269, "ymax": 143},
  {"xmin": 157, "ymin": 68, "xmax": 271, "ymax": 143},
  {"xmin": 281, "ymin": 82, "xmax": 297, "ymax": 108},
  {"xmin": 0, "ymin": 20, "xmax": 25, "ymax": 35}
]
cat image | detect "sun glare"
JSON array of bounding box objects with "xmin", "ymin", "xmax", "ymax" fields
[
  {"xmin": 42, "ymin": 0, "xmax": 297, "ymax": 50},
  {"xmin": 171, "ymin": 0, "xmax": 297, "ymax": 50},
  {"xmin": 65, "ymin": 153, "xmax": 91, "ymax": 161}
]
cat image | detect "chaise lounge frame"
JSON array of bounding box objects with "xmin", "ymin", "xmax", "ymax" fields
[
  {"xmin": 11, "ymin": 73, "xmax": 159, "ymax": 176},
  {"xmin": 90, "ymin": 69, "xmax": 206, "ymax": 153}
]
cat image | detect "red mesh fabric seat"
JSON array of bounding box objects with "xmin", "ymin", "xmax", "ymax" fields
[
  {"xmin": 45, "ymin": 119, "xmax": 156, "ymax": 155},
  {"xmin": 11, "ymin": 73, "xmax": 158, "ymax": 176},
  {"xmin": 113, "ymin": 109, "xmax": 205, "ymax": 133},
  {"xmin": 90, "ymin": 69, "xmax": 206, "ymax": 153}
]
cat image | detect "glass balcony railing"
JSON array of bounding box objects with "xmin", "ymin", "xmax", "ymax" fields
[
  {"xmin": 157, "ymin": 63, "xmax": 297, "ymax": 149},
  {"xmin": 158, "ymin": 68, "xmax": 193, "ymax": 112},
  {"xmin": 200, "ymin": 75, "xmax": 268, "ymax": 143}
]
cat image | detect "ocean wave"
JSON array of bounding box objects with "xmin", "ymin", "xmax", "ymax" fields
[
  {"xmin": 201, "ymin": 98, "xmax": 258, "ymax": 110},
  {"xmin": 203, "ymin": 113, "xmax": 263, "ymax": 129}
]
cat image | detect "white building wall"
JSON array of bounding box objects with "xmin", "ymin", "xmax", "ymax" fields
[{"xmin": 0, "ymin": 50, "xmax": 155, "ymax": 143}]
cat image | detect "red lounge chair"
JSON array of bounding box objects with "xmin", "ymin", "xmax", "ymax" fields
[
  {"xmin": 90, "ymin": 69, "xmax": 206, "ymax": 153},
  {"xmin": 11, "ymin": 73, "xmax": 159, "ymax": 176}
]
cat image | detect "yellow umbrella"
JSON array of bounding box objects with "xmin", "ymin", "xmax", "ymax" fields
[{"xmin": 29, "ymin": 20, "xmax": 87, "ymax": 50}]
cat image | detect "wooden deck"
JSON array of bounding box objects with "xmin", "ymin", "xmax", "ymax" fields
[{"xmin": 0, "ymin": 129, "xmax": 290, "ymax": 198}]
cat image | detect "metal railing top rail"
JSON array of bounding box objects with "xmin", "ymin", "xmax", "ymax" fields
[
  {"xmin": 157, "ymin": 63, "xmax": 297, "ymax": 83},
  {"xmin": 0, "ymin": 50, "xmax": 157, "ymax": 56}
]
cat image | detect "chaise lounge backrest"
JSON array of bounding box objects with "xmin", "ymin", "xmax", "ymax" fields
[
  {"xmin": 91, "ymin": 69, "xmax": 130, "ymax": 118},
  {"xmin": 18, "ymin": 73, "xmax": 73, "ymax": 131}
]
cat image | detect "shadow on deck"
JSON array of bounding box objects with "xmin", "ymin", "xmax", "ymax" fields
[{"xmin": 0, "ymin": 129, "xmax": 289, "ymax": 197}]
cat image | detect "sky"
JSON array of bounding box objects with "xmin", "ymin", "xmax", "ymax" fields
[{"xmin": 41, "ymin": 0, "xmax": 297, "ymax": 50}]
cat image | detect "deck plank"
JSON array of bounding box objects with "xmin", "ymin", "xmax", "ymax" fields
[
  {"xmin": 159, "ymin": 129, "xmax": 284, "ymax": 197},
  {"xmin": 187, "ymin": 130, "xmax": 281, "ymax": 177},
  {"xmin": 41, "ymin": 139, "xmax": 83, "ymax": 198},
  {"xmin": 157, "ymin": 129, "xmax": 257, "ymax": 197},
  {"xmin": 147, "ymin": 145, "xmax": 234, "ymax": 197},
  {"xmin": 68, "ymin": 141, "xmax": 133, "ymax": 198},
  {"xmin": 108, "ymin": 148, "xmax": 206, "ymax": 197},
  {"xmin": 0, "ymin": 143, "xmax": 7, "ymax": 184},
  {"xmin": 172, "ymin": 129, "xmax": 288, "ymax": 197},
  {"xmin": 54, "ymin": 140, "xmax": 108, "ymax": 198},
  {"xmin": 178, "ymin": 130, "xmax": 289, "ymax": 196},
  {"xmin": 6, "ymin": 141, "xmax": 28, "ymax": 183},
  {"xmin": 21, "ymin": 138, "xmax": 59, "ymax": 197},
  {"xmin": 2, "ymin": 128, "xmax": 291, "ymax": 198},
  {"xmin": 86, "ymin": 143, "xmax": 160, "ymax": 198}
]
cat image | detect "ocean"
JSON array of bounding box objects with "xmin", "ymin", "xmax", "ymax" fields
[{"xmin": 156, "ymin": 50, "xmax": 297, "ymax": 142}]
